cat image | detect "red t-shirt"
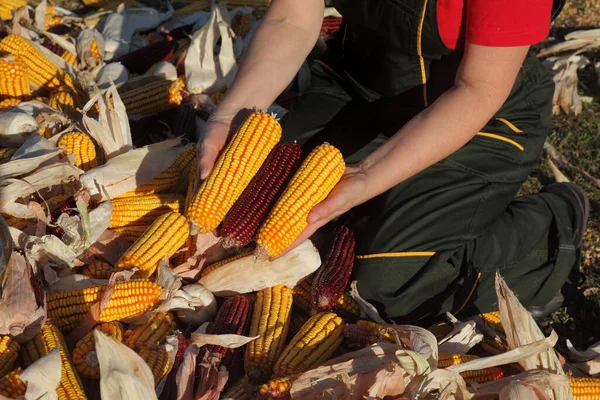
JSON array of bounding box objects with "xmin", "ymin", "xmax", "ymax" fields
[{"xmin": 437, "ymin": 0, "xmax": 553, "ymax": 50}]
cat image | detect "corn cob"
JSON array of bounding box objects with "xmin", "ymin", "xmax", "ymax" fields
[
  {"xmin": 124, "ymin": 312, "xmax": 175, "ymax": 351},
  {"xmin": 186, "ymin": 111, "xmax": 282, "ymax": 233},
  {"xmin": 200, "ymin": 248, "xmax": 255, "ymax": 278},
  {"xmin": 115, "ymin": 212, "xmax": 190, "ymax": 278},
  {"xmin": 480, "ymin": 311, "xmax": 504, "ymax": 333},
  {"xmin": 0, "ymin": 336, "xmax": 19, "ymax": 377},
  {"xmin": 89, "ymin": 40, "xmax": 101, "ymax": 65},
  {"xmin": 0, "ymin": 35, "xmax": 79, "ymax": 94},
  {"xmin": 256, "ymin": 143, "xmax": 345, "ymax": 259},
  {"xmin": 184, "ymin": 153, "xmax": 199, "ymax": 211},
  {"xmin": 0, "ymin": 369, "xmax": 26, "ymax": 399},
  {"xmin": 438, "ymin": 353, "xmax": 505, "ymax": 383},
  {"xmin": 172, "ymin": 102, "xmax": 198, "ymax": 142},
  {"xmin": 46, "ymin": 280, "xmax": 163, "ymax": 332},
  {"xmin": 0, "ymin": 98, "xmax": 19, "ymax": 110},
  {"xmin": 257, "ymin": 375, "xmax": 299, "ymax": 400},
  {"xmin": 221, "ymin": 142, "xmax": 302, "ymax": 248},
  {"xmin": 139, "ymin": 345, "xmax": 170, "ymax": 386},
  {"xmin": 245, "ymin": 285, "xmax": 293, "ymax": 384},
  {"xmin": 117, "ymin": 148, "xmax": 195, "ymax": 197},
  {"xmin": 57, "ymin": 132, "xmax": 98, "ymax": 171},
  {"xmin": 231, "ymin": 12, "xmax": 251, "ymax": 38},
  {"xmin": 72, "ymin": 322, "xmax": 124, "ymax": 379},
  {"xmin": 21, "ymin": 322, "xmax": 86, "ymax": 399},
  {"xmin": 49, "ymin": 90, "xmax": 76, "ymax": 115},
  {"xmin": 203, "ymin": 295, "xmax": 252, "ymax": 372},
  {"xmin": 570, "ymin": 377, "xmax": 600, "ymax": 399},
  {"xmin": 118, "ymin": 77, "xmax": 183, "ymax": 117},
  {"xmin": 161, "ymin": 332, "xmax": 188, "ymax": 399},
  {"xmin": 2, "ymin": 213, "xmax": 29, "ymax": 230},
  {"xmin": 42, "ymin": 38, "xmax": 66, "ymax": 57},
  {"xmin": 80, "ymin": 260, "xmax": 114, "ymax": 279},
  {"xmin": 109, "ymin": 194, "xmax": 184, "ymax": 228},
  {"xmin": 110, "ymin": 225, "xmax": 150, "ymax": 242},
  {"xmin": 311, "ymin": 226, "xmax": 355, "ymax": 313},
  {"xmin": 46, "ymin": 195, "xmax": 82, "ymax": 238},
  {"xmin": 0, "ymin": 56, "xmax": 30, "ymax": 104},
  {"xmin": 292, "ymin": 277, "xmax": 359, "ymax": 316},
  {"xmin": 61, "ymin": 51, "xmax": 79, "ymax": 68},
  {"xmin": 343, "ymin": 320, "xmax": 395, "ymax": 348},
  {"xmin": 273, "ymin": 312, "xmax": 344, "ymax": 377},
  {"xmin": 45, "ymin": 7, "xmax": 63, "ymax": 30},
  {"xmin": 113, "ymin": 40, "xmax": 177, "ymax": 75},
  {"xmin": 173, "ymin": 235, "xmax": 196, "ymax": 266},
  {"xmin": 221, "ymin": 378, "xmax": 251, "ymax": 400}
]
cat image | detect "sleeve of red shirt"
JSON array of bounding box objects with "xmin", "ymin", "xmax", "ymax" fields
[{"xmin": 466, "ymin": 0, "xmax": 552, "ymax": 46}]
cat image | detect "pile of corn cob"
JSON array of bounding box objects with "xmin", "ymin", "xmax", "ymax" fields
[{"xmin": 1, "ymin": 2, "xmax": 600, "ymax": 400}]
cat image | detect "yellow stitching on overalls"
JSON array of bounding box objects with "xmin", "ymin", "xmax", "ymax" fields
[
  {"xmin": 355, "ymin": 252, "xmax": 436, "ymax": 259},
  {"xmin": 496, "ymin": 118, "xmax": 523, "ymax": 133},
  {"xmin": 454, "ymin": 272, "xmax": 482, "ymax": 314},
  {"xmin": 417, "ymin": 0, "xmax": 429, "ymax": 107},
  {"xmin": 476, "ymin": 132, "xmax": 524, "ymax": 151}
]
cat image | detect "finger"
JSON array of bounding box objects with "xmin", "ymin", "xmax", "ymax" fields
[
  {"xmin": 307, "ymin": 194, "xmax": 348, "ymax": 225},
  {"xmin": 198, "ymin": 142, "xmax": 219, "ymax": 180},
  {"xmin": 271, "ymin": 219, "xmax": 326, "ymax": 260}
]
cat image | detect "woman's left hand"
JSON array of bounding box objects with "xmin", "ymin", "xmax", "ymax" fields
[{"xmin": 272, "ymin": 165, "xmax": 369, "ymax": 259}]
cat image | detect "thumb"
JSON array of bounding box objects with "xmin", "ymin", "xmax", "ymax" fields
[{"xmin": 307, "ymin": 193, "xmax": 347, "ymax": 225}]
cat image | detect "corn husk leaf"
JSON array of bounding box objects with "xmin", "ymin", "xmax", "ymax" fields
[
  {"xmin": 146, "ymin": 61, "xmax": 178, "ymax": 80},
  {"xmin": 194, "ymin": 351, "xmax": 228, "ymax": 400},
  {"xmin": 185, "ymin": 3, "xmax": 237, "ymax": 95},
  {"xmin": 190, "ymin": 322, "xmax": 258, "ymax": 348},
  {"xmin": 75, "ymin": 228, "xmax": 132, "ymax": 266},
  {"xmin": 80, "ymin": 139, "xmax": 187, "ymax": 200},
  {"xmin": 198, "ymin": 239, "xmax": 321, "ymax": 296},
  {"xmin": 0, "ymin": 215, "xmax": 11, "ymax": 279},
  {"xmin": 0, "ymin": 252, "xmax": 45, "ymax": 343},
  {"xmin": 48, "ymin": 274, "xmax": 107, "ymax": 292},
  {"xmin": 102, "ymin": 4, "xmax": 135, "ymax": 60},
  {"xmin": 176, "ymin": 344, "xmax": 200, "ymax": 400},
  {"xmin": 20, "ymin": 346, "xmax": 61, "ymax": 400},
  {"xmin": 495, "ymin": 271, "xmax": 564, "ymax": 374},
  {"xmin": 438, "ymin": 314, "xmax": 483, "ymax": 355},
  {"xmin": 291, "ymin": 343, "xmax": 420, "ymax": 400},
  {"xmin": 157, "ymin": 276, "xmax": 217, "ymax": 327},
  {"xmin": 96, "ymin": 330, "xmax": 158, "ymax": 399},
  {"xmin": 156, "ymin": 335, "xmax": 179, "ymax": 397},
  {"xmin": 565, "ymin": 28, "xmax": 600, "ymax": 41},
  {"xmin": 31, "ymin": 40, "xmax": 79, "ymax": 79},
  {"xmin": 349, "ymin": 280, "xmax": 387, "ymax": 325},
  {"xmin": 96, "ymin": 62, "xmax": 129, "ymax": 88},
  {"xmin": 0, "ymin": 110, "xmax": 38, "ymax": 147},
  {"xmin": 406, "ymin": 368, "xmax": 473, "ymax": 399},
  {"xmin": 0, "ymin": 136, "xmax": 63, "ymax": 179},
  {"xmin": 474, "ymin": 370, "xmax": 572, "ymax": 399},
  {"xmin": 499, "ymin": 382, "xmax": 544, "ymax": 400},
  {"xmin": 34, "ymin": 0, "xmax": 47, "ymax": 31}
]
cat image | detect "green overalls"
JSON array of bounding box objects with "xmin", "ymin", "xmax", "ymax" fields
[{"xmin": 280, "ymin": 0, "xmax": 578, "ymax": 322}]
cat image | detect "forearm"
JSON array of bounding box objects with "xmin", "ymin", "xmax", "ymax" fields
[
  {"xmin": 356, "ymin": 84, "xmax": 506, "ymax": 204},
  {"xmin": 215, "ymin": 0, "xmax": 323, "ymax": 115}
]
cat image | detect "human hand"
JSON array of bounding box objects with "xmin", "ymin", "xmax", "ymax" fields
[{"xmin": 273, "ymin": 165, "xmax": 369, "ymax": 259}]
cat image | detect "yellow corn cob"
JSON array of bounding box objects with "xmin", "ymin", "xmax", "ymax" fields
[
  {"xmin": 257, "ymin": 374, "xmax": 300, "ymax": 399},
  {"xmin": 0, "ymin": 336, "xmax": 19, "ymax": 377},
  {"xmin": 45, "ymin": 7, "xmax": 62, "ymax": 30},
  {"xmin": 21, "ymin": 322, "xmax": 86, "ymax": 399},
  {"xmin": 61, "ymin": 51, "xmax": 79, "ymax": 68},
  {"xmin": 256, "ymin": 143, "xmax": 345, "ymax": 259},
  {"xmin": 117, "ymin": 148, "xmax": 196, "ymax": 198},
  {"xmin": 245, "ymin": 285, "xmax": 293, "ymax": 384},
  {"xmin": 0, "ymin": 35, "xmax": 79, "ymax": 95},
  {"xmin": 49, "ymin": 90, "xmax": 76, "ymax": 115},
  {"xmin": 72, "ymin": 322, "xmax": 124, "ymax": 379},
  {"xmin": 184, "ymin": 154, "xmax": 199, "ymax": 211},
  {"xmin": 186, "ymin": 112, "xmax": 282, "ymax": 233},
  {"xmin": 124, "ymin": 312, "xmax": 175, "ymax": 351},
  {"xmin": 118, "ymin": 78, "xmax": 183, "ymax": 117},
  {"xmin": 1, "ymin": 213, "xmax": 29, "ymax": 230},
  {"xmin": 89, "ymin": 40, "xmax": 100, "ymax": 63},
  {"xmin": 343, "ymin": 320, "xmax": 395, "ymax": 348},
  {"xmin": 480, "ymin": 311, "xmax": 504, "ymax": 333},
  {"xmin": 0, "ymin": 98, "xmax": 19, "ymax": 110},
  {"xmin": 570, "ymin": 377, "xmax": 600, "ymax": 399},
  {"xmin": 139, "ymin": 345, "xmax": 170, "ymax": 386},
  {"xmin": 438, "ymin": 353, "xmax": 504, "ymax": 383},
  {"xmin": 0, "ymin": 56, "xmax": 30, "ymax": 104},
  {"xmin": 110, "ymin": 225, "xmax": 150, "ymax": 242},
  {"xmin": 46, "ymin": 280, "xmax": 163, "ymax": 332},
  {"xmin": 292, "ymin": 277, "xmax": 359, "ymax": 316},
  {"xmin": 273, "ymin": 312, "xmax": 344, "ymax": 377},
  {"xmin": 115, "ymin": 212, "xmax": 189, "ymax": 278},
  {"xmin": 200, "ymin": 248, "xmax": 255, "ymax": 278},
  {"xmin": 109, "ymin": 194, "xmax": 184, "ymax": 228},
  {"xmin": 221, "ymin": 378, "xmax": 251, "ymax": 400},
  {"xmin": 80, "ymin": 260, "xmax": 114, "ymax": 279},
  {"xmin": 0, "ymin": 369, "xmax": 26, "ymax": 399},
  {"xmin": 57, "ymin": 132, "xmax": 98, "ymax": 171}
]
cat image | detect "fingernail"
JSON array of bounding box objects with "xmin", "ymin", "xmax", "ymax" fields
[
  {"xmin": 307, "ymin": 214, "xmax": 320, "ymax": 224},
  {"xmin": 200, "ymin": 168, "xmax": 208, "ymax": 179}
]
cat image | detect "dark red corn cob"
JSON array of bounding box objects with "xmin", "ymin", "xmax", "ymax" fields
[
  {"xmin": 46, "ymin": 196, "xmax": 79, "ymax": 238},
  {"xmin": 221, "ymin": 142, "xmax": 302, "ymax": 248},
  {"xmin": 321, "ymin": 17, "xmax": 343, "ymax": 36},
  {"xmin": 203, "ymin": 295, "xmax": 252, "ymax": 372},
  {"xmin": 113, "ymin": 40, "xmax": 177, "ymax": 74},
  {"xmin": 160, "ymin": 332, "xmax": 188, "ymax": 400},
  {"xmin": 42, "ymin": 38, "xmax": 65, "ymax": 57},
  {"xmin": 311, "ymin": 225, "xmax": 356, "ymax": 313},
  {"xmin": 48, "ymin": 24, "xmax": 71, "ymax": 35},
  {"xmin": 172, "ymin": 102, "xmax": 197, "ymax": 142}
]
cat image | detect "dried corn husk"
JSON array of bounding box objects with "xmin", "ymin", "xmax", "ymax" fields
[
  {"xmin": 0, "ymin": 111, "xmax": 38, "ymax": 147},
  {"xmin": 543, "ymin": 55, "xmax": 589, "ymax": 116},
  {"xmin": 475, "ymin": 370, "xmax": 572, "ymax": 399},
  {"xmin": 406, "ymin": 368, "xmax": 473, "ymax": 399},
  {"xmin": 96, "ymin": 62, "xmax": 129, "ymax": 88},
  {"xmin": 190, "ymin": 322, "xmax": 258, "ymax": 348},
  {"xmin": 20, "ymin": 346, "xmax": 61, "ymax": 400},
  {"xmin": 438, "ymin": 315, "xmax": 483, "ymax": 355},
  {"xmin": 0, "ymin": 136, "xmax": 62, "ymax": 180},
  {"xmin": 500, "ymin": 383, "xmax": 542, "ymax": 400},
  {"xmin": 198, "ymin": 239, "xmax": 321, "ymax": 296},
  {"xmin": 95, "ymin": 330, "xmax": 158, "ymax": 399},
  {"xmin": 146, "ymin": 61, "xmax": 178, "ymax": 80}
]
